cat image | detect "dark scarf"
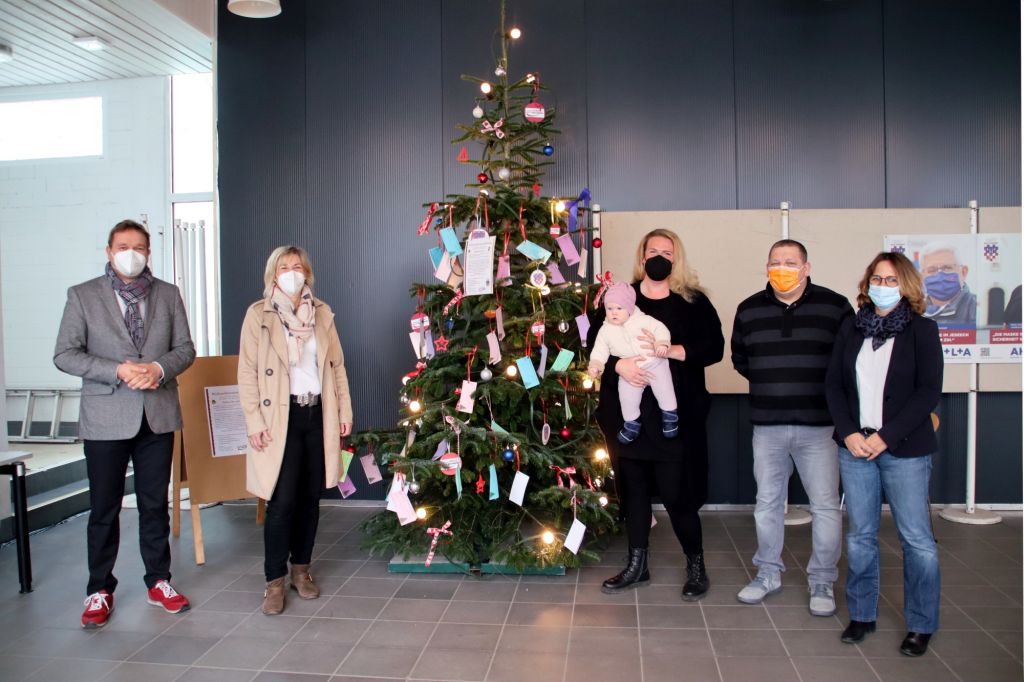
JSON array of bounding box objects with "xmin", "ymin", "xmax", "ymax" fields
[
  {"xmin": 105, "ymin": 263, "xmax": 153, "ymax": 350},
  {"xmin": 854, "ymin": 300, "xmax": 913, "ymax": 350}
]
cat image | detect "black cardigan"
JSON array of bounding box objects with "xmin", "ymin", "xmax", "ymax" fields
[{"xmin": 824, "ymin": 312, "xmax": 943, "ymax": 457}]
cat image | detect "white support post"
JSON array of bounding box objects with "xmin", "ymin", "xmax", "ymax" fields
[
  {"xmin": 940, "ymin": 199, "xmax": 1002, "ymax": 525},
  {"xmin": 196, "ymin": 220, "xmax": 209, "ymax": 357},
  {"xmin": 591, "ymin": 203, "xmax": 602, "ymax": 283}
]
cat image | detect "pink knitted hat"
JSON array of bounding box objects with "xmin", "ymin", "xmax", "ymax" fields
[{"xmin": 603, "ymin": 282, "xmax": 636, "ymax": 314}]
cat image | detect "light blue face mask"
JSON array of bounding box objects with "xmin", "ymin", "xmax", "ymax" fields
[{"xmin": 868, "ymin": 284, "xmax": 901, "ymax": 310}]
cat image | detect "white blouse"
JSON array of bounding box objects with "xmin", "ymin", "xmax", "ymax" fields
[
  {"xmin": 288, "ymin": 328, "xmax": 321, "ymax": 397},
  {"xmin": 855, "ymin": 336, "xmax": 894, "ymax": 431}
]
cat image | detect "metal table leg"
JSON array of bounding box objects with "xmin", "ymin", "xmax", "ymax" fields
[{"xmin": 0, "ymin": 462, "xmax": 32, "ymax": 593}]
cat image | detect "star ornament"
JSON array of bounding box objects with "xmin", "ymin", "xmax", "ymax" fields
[{"xmin": 434, "ymin": 335, "xmax": 449, "ymax": 352}]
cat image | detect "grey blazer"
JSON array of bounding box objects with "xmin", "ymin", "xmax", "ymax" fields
[{"xmin": 53, "ymin": 275, "xmax": 196, "ymax": 440}]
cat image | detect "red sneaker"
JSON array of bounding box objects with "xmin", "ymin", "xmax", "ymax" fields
[
  {"xmin": 81, "ymin": 590, "xmax": 113, "ymax": 629},
  {"xmin": 146, "ymin": 580, "xmax": 190, "ymax": 614}
]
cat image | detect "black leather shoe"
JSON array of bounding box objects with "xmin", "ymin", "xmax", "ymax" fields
[
  {"xmin": 840, "ymin": 620, "xmax": 876, "ymax": 643},
  {"xmin": 900, "ymin": 632, "xmax": 932, "ymax": 657},
  {"xmin": 602, "ymin": 548, "xmax": 650, "ymax": 593},
  {"xmin": 680, "ymin": 552, "xmax": 709, "ymax": 601}
]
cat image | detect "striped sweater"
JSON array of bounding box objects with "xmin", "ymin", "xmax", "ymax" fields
[{"xmin": 731, "ymin": 281, "xmax": 853, "ymax": 425}]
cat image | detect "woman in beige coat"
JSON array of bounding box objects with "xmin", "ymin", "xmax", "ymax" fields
[{"xmin": 238, "ymin": 246, "xmax": 353, "ymax": 615}]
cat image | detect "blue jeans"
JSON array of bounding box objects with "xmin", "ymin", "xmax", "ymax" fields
[
  {"xmin": 839, "ymin": 448, "xmax": 940, "ymax": 633},
  {"xmin": 752, "ymin": 425, "xmax": 842, "ymax": 584}
]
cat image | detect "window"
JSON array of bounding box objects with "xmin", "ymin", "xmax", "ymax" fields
[
  {"xmin": 0, "ymin": 97, "xmax": 103, "ymax": 161},
  {"xmin": 171, "ymin": 73, "xmax": 214, "ymax": 194}
]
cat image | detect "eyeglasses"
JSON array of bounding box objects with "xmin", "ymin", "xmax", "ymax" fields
[
  {"xmin": 923, "ymin": 264, "xmax": 958, "ymax": 276},
  {"xmin": 869, "ymin": 275, "xmax": 899, "ymax": 286}
]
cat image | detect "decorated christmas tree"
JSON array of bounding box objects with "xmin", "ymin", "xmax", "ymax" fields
[{"xmin": 352, "ymin": 0, "xmax": 616, "ymax": 571}]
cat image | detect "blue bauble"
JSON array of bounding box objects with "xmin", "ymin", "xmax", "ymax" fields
[
  {"xmin": 502, "ymin": 448, "xmax": 515, "ymax": 462},
  {"xmin": 542, "ymin": 144, "xmax": 554, "ymax": 156},
  {"xmin": 446, "ymin": 319, "xmax": 454, "ymax": 330}
]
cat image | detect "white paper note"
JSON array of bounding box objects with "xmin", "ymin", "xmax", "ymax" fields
[
  {"xmin": 463, "ymin": 233, "xmax": 496, "ymax": 296},
  {"xmin": 204, "ymin": 385, "xmax": 248, "ymax": 457},
  {"xmin": 486, "ymin": 331, "xmax": 501, "ymax": 365},
  {"xmin": 578, "ymin": 248, "xmax": 589, "ymax": 278},
  {"xmin": 509, "ymin": 471, "xmax": 529, "ymax": 506},
  {"xmin": 564, "ymin": 518, "xmax": 586, "ymax": 554},
  {"xmin": 456, "ymin": 380, "xmax": 477, "ymax": 413}
]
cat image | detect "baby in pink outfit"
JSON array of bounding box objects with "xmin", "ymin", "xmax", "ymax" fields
[{"xmin": 588, "ymin": 282, "xmax": 679, "ymax": 443}]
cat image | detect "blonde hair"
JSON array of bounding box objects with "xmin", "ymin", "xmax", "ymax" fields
[
  {"xmin": 263, "ymin": 245, "xmax": 315, "ymax": 297},
  {"xmin": 856, "ymin": 252, "xmax": 926, "ymax": 315},
  {"xmin": 631, "ymin": 228, "xmax": 703, "ymax": 302}
]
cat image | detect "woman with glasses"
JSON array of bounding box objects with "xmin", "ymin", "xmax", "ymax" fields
[{"xmin": 825, "ymin": 252, "xmax": 943, "ymax": 656}]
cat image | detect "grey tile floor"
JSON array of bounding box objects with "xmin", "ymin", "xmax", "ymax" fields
[{"xmin": 0, "ymin": 504, "xmax": 1020, "ymax": 682}]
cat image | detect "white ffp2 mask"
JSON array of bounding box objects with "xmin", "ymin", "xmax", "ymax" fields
[
  {"xmin": 277, "ymin": 271, "xmax": 305, "ymax": 296},
  {"xmin": 113, "ymin": 249, "xmax": 147, "ymax": 278}
]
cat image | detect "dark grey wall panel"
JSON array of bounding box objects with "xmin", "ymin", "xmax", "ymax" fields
[
  {"xmin": 976, "ymin": 393, "xmax": 1023, "ymax": 504},
  {"xmin": 734, "ymin": 0, "xmax": 885, "ymax": 209},
  {"xmin": 586, "ymin": 0, "xmax": 737, "ymax": 210},
  {"xmin": 440, "ymin": 0, "xmax": 589, "ymax": 201},
  {"xmin": 304, "ymin": 0, "xmax": 443, "ymax": 436},
  {"xmin": 218, "ymin": 1, "xmax": 307, "ymax": 349},
  {"xmin": 885, "ymin": 0, "xmax": 1021, "ymax": 207}
]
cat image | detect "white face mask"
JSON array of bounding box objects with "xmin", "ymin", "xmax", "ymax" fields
[
  {"xmin": 277, "ymin": 271, "xmax": 305, "ymax": 296},
  {"xmin": 113, "ymin": 249, "xmax": 148, "ymax": 278}
]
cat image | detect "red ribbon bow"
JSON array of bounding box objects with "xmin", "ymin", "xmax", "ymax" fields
[
  {"xmin": 593, "ymin": 271, "xmax": 614, "ymax": 309},
  {"xmin": 443, "ymin": 288, "xmax": 464, "ymax": 316},
  {"xmin": 425, "ymin": 521, "xmax": 453, "ymax": 567},
  {"xmin": 481, "ymin": 118, "xmax": 505, "ymax": 139},
  {"xmin": 549, "ymin": 465, "xmax": 578, "ymax": 488},
  {"xmin": 418, "ymin": 202, "xmax": 439, "ymax": 236}
]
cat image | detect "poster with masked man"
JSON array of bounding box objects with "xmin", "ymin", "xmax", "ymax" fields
[{"xmin": 884, "ymin": 234, "xmax": 1021, "ymax": 363}]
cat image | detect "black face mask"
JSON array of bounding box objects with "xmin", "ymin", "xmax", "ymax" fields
[{"xmin": 644, "ymin": 255, "xmax": 672, "ymax": 282}]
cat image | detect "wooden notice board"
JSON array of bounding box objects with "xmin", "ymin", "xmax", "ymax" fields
[{"xmin": 172, "ymin": 355, "xmax": 264, "ymax": 564}]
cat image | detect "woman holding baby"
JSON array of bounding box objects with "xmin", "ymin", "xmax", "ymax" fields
[{"xmin": 587, "ymin": 229, "xmax": 724, "ymax": 600}]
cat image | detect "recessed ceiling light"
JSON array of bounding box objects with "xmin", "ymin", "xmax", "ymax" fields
[
  {"xmin": 72, "ymin": 36, "xmax": 107, "ymax": 51},
  {"xmin": 0, "ymin": 44, "xmax": 12, "ymax": 62},
  {"xmin": 227, "ymin": 0, "xmax": 282, "ymax": 18}
]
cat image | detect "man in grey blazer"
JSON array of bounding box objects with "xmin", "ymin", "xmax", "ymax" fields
[{"xmin": 54, "ymin": 219, "xmax": 196, "ymax": 628}]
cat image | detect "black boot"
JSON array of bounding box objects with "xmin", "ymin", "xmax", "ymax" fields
[
  {"xmin": 681, "ymin": 552, "xmax": 709, "ymax": 601},
  {"xmin": 602, "ymin": 548, "xmax": 650, "ymax": 593}
]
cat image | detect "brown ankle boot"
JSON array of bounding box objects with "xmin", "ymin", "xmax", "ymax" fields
[
  {"xmin": 290, "ymin": 564, "xmax": 320, "ymax": 599},
  {"xmin": 262, "ymin": 577, "xmax": 286, "ymax": 615}
]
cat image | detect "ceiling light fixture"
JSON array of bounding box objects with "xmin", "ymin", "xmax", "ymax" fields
[
  {"xmin": 72, "ymin": 36, "xmax": 108, "ymax": 51},
  {"xmin": 227, "ymin": 0, "xmax": 282, "ymax": 18},
  {"xmin": 0, "ymin": 44, "xmax": 12, "ymax": 63}
]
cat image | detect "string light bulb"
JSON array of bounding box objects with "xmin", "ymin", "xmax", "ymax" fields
[
  {"xmin": 480, "ymin": 81, "xmax": 493, "ymax": 95},
  {"xmin": 582, "ymin": 377, "xmax": 594, "ymax": 390},
  {"xmin": 409, "ymin": 399, "xmax": 423, "ymax": 413},
  {"xmin": 594, "ymin": 448, "xmax": 608, "ymax": 462},
  {"xmin": 416, "ymin": 507, "xmax": 427, "ymax": 520},
  {"xmin": 509, "ymin": 27, "xmax": 522, "ymax": 40},
  {"xmin": 506, "ymin": 364, "xmax": 518, "ymax": 378},
  {"xmin": 525, "ymin": 73, "xmax": 536, "ymax": 84},
  {"xmin": 599, "ymin": 495, "xmax": 609, "ymax": 507},
  {"xmin": 541, "ymin": 530, "xmax": 555, "ymax": 545},
  {"xmin": 555, "ymin": 200, "xmax": 566, "ymax": 212}
]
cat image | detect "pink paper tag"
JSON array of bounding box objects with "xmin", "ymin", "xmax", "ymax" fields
[
  {"xmin": 496, "ymin": 306, "xmax": 506, "ymax": 340},
  {"xmin": 337, "ymin": 477, "xmax": 356, "ymax": 498},
  {"xmin": 496, "ymin": 255, "xmax": 511, "ymax": 282},
  {"xmin": 486, "ymin": 331, "xmax": 501, "ymax": 364},
  {"xmin": 555, "ymin": 234, "xmax": 580, "ymax": 266},
  {"xmin": 575, "ymin": 313, "xmax": 591, "ymax": 347},
  {"xmin": 360, "ymin": 454, "xmax": 383, "ymax": 484},
  {"xmin": 456, "ymin": 380, "xmax": 477, "ymax": 413},
  {"xmin": 546, "ymin": 263, "xmax": 565, "ymax": 285}
]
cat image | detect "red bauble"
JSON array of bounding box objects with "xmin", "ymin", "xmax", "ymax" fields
[
  {"xmin": 477, "ymin": 172, "xmax": 489, "ymax": 183},
  {"xmin": 560, "ymin": 427, "xmax": 571, "ymax": 438},
  {"xmin": 592, "ymin": 237, "xmax": 603, "ymax": 248},
  {"xmin": 454, "ymin": 387, "xmax": 462, "ymax": 395}
]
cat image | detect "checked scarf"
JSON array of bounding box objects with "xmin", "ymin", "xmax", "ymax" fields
[
  {"xmin": 105, "ymin": 262, "xmax": 153, "ymax": 350},
  {"xmin": 854, "ymin": 299, "xmax": 912, "ymax": 351}
]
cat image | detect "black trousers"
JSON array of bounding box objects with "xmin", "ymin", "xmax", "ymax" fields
[
  {"xmin": 83, "ymin": 415, "xmax": 174, "ymax": 595},
  {"xmin": 264, "ymin": 402, "xmax": 326, "ymax": 581},
  {"xmin": 618, "ymin": 456, "xmax": 704, "ymax": 556}
]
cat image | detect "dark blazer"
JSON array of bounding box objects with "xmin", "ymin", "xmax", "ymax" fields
[
  {"xmin": 825, "ymin": 311, "xmax": 943, "ymax": 457},
  {"xmin": 54, "ymin": 275, "xmax": 195, "ymax": 440}
]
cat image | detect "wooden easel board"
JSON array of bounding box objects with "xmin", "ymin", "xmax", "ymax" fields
[
  {"xmin": 172, "ymin": 355, "xmax": 263, "ymax": 564},
  {"xmin": 602, "ymin": 207, "xmax": 1022, "ymax": 394}
]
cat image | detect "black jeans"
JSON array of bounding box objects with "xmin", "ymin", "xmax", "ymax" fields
[
  {"xmin": 83, "ymin": 415, "xmax": 174, "ymax": 595},
  {"xmin": 264, "ymin": 402, "xmax": 326, "ymax": 581},
  {"xmin": 618, "ymin": 456, "xmax": 704, "ymax": 556}
]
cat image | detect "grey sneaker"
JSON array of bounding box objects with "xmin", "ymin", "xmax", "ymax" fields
[
  {"xmin": 808, "ymin": 583, "xmax": 836, "ymax": 616},
  {"xmin": 736, "ymin": 573, "xmax": 782, "ymax": 604}
]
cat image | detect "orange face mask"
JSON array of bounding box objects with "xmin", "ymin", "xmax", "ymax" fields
[{"xmin": 768, "ymin": 266, "xmax": 802, "ymax": 294}]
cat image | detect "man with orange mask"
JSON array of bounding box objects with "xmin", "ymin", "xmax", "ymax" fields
[{"xmin": 731, "ymin": 240, "xmax": 853, "ymax": 616}]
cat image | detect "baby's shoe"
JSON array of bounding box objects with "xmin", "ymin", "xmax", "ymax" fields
[
  {"xmin": 662, "ymin": 410, "xmax": 679, "ymax": 438},
  {"xmin": 617, "ymin": 419, "xmax": 642, "ymax": 444}
]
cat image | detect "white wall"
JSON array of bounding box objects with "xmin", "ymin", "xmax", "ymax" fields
[{"xmin": 0, "ymin": 77, "xmax": 171, "ymax": 389}]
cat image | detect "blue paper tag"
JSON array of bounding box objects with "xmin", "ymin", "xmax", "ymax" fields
[
  {"xmin": 488, "ymin": 464, "xmax": 499, "ymax": 500},
  {"xmin": 429, "ymin": 246, "xmax": 445, "ymax": 271},
  {"xmin": 515, "ymin": 240, "xmax": 552, "ymax": 263},
  {"xmin": 490, "ymin": 420, "xmax": 509, "ymax": 435},
  {"xmin": 440, "ymin": 227, "xmax": 463, "ymax": 256},
  {"xmin": 516, "ymin": 356, "xmax": 540, "ymax": 388},
  {"xmin": 550, "ymin": 348, "xmax": 574, "ymax": 372}
]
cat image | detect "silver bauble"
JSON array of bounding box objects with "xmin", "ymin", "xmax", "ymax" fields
[{"xmin": 479, "ymin": 367, "xmax": 493, "ymax": 382}]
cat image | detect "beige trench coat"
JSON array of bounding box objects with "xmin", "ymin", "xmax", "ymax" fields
[{"xmin": 237, "ymin": 297, "xmax": 353, "ymax": 500}]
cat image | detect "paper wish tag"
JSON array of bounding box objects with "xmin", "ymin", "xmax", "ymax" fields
[
  {"xmin": 409, "ymin": 330, "xmax": 435, "ymax": 359},
  {"xmin": 516, "ymin": 240, "xmax": 552, "ymax": 263},
  {"xmin": 564, "ymin": 518, "xmax": 586, "ymax": 555},
  {"xmin": 456, "ymin": 380, "xmax": 477, "ymax": 413},
  {"xmin": 516, "ymin": 356, "xmax": 540, "ymax": 389},
  {"xmin": 577, "ymin": 248, "xmax": 588, "ymax": 278},
  {"xmin": 575, "ymin": 313, "xmax": 591, "ymax": 347},
  {"xmin": 488, "ymin": 464, "xmax": 499, "ymax": 500},
  {"xmin": 434, "ymin": 251, "xmax": 453, "ymax": 283},
  {"xmin": 496, "ymin": 255, "xmax": 511, "ymax": 283},
  {"xmin": 340, "ymin": 447, "xmax": 355, "ymax": 482},
  {"xmin": 550, "ymin": 348, "xmax": 574, "ymax": 373},
  {"xmin": 337, "ymin": 476, "xmax": 357, "ymax": 498},
  {"xmin": 360, "ymin": 454, "xmax": 383, "ymax": 484},
  {"xmin": 495, "ymin": 306, "xmax": 506, "ymax": 340},
  {"xmin": 651, "ymin": 513, "xmax": 658, "ymax": 528},
  {"xmin": 486, "ymin": 331, "xmax": 501, "ymax": 365},
  {"xmin": 509, "ymin": 470, "xmax": 529, "ymax": 506},
  {"xmin": 439, "ymin": 226, "xmax": 463, "ymax": 256},
  {"xmin": 428, "ymin": 246, "xmax": 444, "ymax": 271},
  {"xmin": 433, "ymin": 439, "xmax": 449, "ymax": 460},
  {"xmin": 546, "ymin": 263, "xmax": 565, "ymax": 285},
  {"xmin": 490, "ymin": 420, "xmax": 509, "ymax": 435},
  {"xmin": 555, "ymin": 234, "xmax": 580, "ymax": 266},
  {"xmin": 387, "ymin": 474, "xmax": 417, "ymax": 526}
]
